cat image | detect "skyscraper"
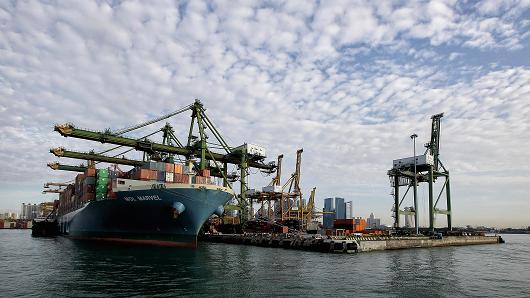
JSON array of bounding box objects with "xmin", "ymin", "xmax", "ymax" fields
[
  {"xmin": 323, "ymin": 198, "xmax": 334, "ymax": 229},
  {"xmin": 21, "ymin": 203, "xmax": 39, "ymax": 220},
  {"xmin": 367, "ymin": 213, "xmax": 381, "ymax": 229},
  {"xmin": 345, "ymin": 201, "xmax": 353, "ymax": 219},
  {"xmin": 335, "ymin": 197, "xmax": 346, "ymax": 219}
]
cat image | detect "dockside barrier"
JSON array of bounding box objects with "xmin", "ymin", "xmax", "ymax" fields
[{"xmin": 199, "ymin": 234, "xmax": 503, "ymax": 254}]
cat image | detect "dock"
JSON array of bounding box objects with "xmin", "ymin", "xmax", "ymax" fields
[{"xmin": 200, "ymin": 233, "xmax": 503, "ymax": 253}]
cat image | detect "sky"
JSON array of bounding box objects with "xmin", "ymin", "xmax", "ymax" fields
[{"xmin": 0, "ymin": 0, "xmax": 529, "ymax": 228}]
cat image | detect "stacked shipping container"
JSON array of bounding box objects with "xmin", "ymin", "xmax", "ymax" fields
[
  {"xmin": 127, "ymin": 161, "xmax": 212, "ymax": 185},
  {"xmin": 58, "ymin": 161, "xmax": 216, "ymax": 215}
]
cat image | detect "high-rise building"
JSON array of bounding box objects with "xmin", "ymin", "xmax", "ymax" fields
[
  {"xmin": 21, "ymin": 203, "xmax": 40, "ymax": 220},
  {"xmin": 323, "ymin": 198, "xmax": 334, "ymax": 229},
  {"xmin": 367, "ymin": 213, "xmax": 381, "ymax": 229},
  {"xmin": 345, "ymin": 201, "xmax": 353, "ymax": 219},
  {"xmin": 335, "ymin": 197, "xmax": 345, "ymax": 219}
]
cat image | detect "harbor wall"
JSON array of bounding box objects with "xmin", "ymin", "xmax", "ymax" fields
[
  {"xmin": 359, "ymin": 236, "xmax": 500, "ymax": 252},
  {"xmin": 201, "ymin": 234, "xmax": 503, "ymax": 254}
]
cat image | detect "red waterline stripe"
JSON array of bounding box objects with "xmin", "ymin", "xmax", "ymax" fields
[{"xmin": 70, "ymin": 236, "xmax": 197, "ymax": 249}]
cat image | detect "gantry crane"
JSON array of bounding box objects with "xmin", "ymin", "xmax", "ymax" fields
[
  {"xmin": 388, "ymin": 113, "xmax": 452, "ymax": 232},
  {"xmin": 48, "ymin": 99, "xmax": 276, "ymax": 223},
  {"xmin": 246, "ymin": 149, "xmax": 317, "ymax": 229}
]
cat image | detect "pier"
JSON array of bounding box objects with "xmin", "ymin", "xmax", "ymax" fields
[{"xmin": 200, "ymin": 233, "xmax": 503, "ymax": 253}]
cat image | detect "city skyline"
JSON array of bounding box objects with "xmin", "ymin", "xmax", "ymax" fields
[{"xmin": 1, "ymin": 1, "xmax": 529, "ymax": 227}]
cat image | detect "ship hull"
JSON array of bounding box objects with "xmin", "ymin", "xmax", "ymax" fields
[{"xmin": 58, "ymin": 184, "xmax": 233, "ymax": 248}]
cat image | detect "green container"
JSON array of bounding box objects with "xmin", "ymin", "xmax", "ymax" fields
[
  {"xmin": 96, "ymin": 184, "xmax": 107, "ymax": 193},
  {"xmin": 97, "ymin": 169, "xmax": 109, "ymax": 178},
  {"xmin": 97, "ymin": 177, "xmax": 109, "ymax": 184}
]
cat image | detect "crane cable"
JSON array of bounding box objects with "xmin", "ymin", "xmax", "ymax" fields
[
  {"xmin": 98, "ymin": 129, "xmax": 162, "ymax": 155},
  {"xmin": 113, "ymin": 103, "xmax": 193, "ymax": 135}
]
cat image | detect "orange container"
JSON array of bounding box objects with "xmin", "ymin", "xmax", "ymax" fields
[
  {"xmin": 165, "ymin": 163, "xmax": 174, "ymax": 173},
  {"xmin": 85, "ymin": 168, "xmax": 96, "ymax": 177},
  {"xmin": 76, "ymin": 174, "xmax": 86, "ymax": 184},
  {"xmin": 195, "ymin": 176, "xmax": 207, "ymax": 184},
  {"xmin": 200, "ymin": 169, "xmax": 210, "ymax": 177},
  {"xmin": 149, "ymin": 170, "xmax": 158, "ymax": 180},
  {"xmin": 134, "ymin": 169, "xmax": 151, "ymax": 180},
  {"xmin": 174, "ymin": 164, "xmax": 183, "ymax": 174}
]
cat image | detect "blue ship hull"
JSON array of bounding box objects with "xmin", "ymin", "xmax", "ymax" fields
[{"xmin": 58, "ymin": 184, "xmax": 233, "ymax": 248}]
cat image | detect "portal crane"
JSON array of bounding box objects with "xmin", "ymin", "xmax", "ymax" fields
[
  {"xmin": 49, "ymin": 100, "xmax": 277, "ymax": 223},
  {"xmin": 388, "ymin": 113, "xmax": 452, "ymax": 232}
]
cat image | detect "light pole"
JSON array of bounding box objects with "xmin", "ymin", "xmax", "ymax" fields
[{"xmin": 410, "ymin": 133, "xmax": 419, "ymax": 235}]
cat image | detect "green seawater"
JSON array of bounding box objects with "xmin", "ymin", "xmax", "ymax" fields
[{"xmin": 0, "ymin": 230, "xmax": 529, "ymax": 297}]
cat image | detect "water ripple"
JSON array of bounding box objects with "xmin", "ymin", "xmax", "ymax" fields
[{"xmin": 1, "ymin": 231, "xmax": 529, "ymax": 297}]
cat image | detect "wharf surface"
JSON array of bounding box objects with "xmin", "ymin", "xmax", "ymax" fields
[{"xmin": 200, "ymin": 233, "xmax": 503, "ymax": 253}]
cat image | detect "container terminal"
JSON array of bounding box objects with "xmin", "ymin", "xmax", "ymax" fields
[{"xmin": 35, "ymin": 99, "xmax": 504, "ymax": 251}]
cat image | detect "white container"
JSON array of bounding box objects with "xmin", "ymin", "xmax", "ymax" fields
[
  {"xmin": 393, "ymin": 154, "xmax": 434, "ymax": 169},
  {"xmin": 165, "ymin": 172, "xmax": 174, "ymax": 182},
  {"xmin": 234, "ymin": 143, "xmax": 267, "ymax": 158},
  {"xmin": 262, "ymin": 185, "xmax": 282, "ymax": 192}
]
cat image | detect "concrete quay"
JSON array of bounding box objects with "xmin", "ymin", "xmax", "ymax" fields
[{"xmin": 200, "ymin": 233, "xmax": 503, "ymax": 253}]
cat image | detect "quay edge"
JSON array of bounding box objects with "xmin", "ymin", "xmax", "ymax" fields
[{"xmin": 200, "ymin": 234, "xmax": 504, "ymax": 254}]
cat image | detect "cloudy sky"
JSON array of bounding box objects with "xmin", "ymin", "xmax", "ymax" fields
[{"xmin": 1, "ymin": 0, "xmax": 529, "ymax": 227}]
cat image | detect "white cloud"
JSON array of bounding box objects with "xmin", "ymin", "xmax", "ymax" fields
[{"xmin": 0, "ymin": 1, "xmax": 529, "ymax": 227}]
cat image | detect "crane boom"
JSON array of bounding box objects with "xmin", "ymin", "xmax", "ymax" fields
[
  {"xmin": 44, "ymin": 182, "xmax": 69, "ymax": 188},
  {"xmin": 50, "ymin": 148, "xmax": 144, "ymax": 167},
  {"xmin": 47, "ymin": 162, "xmax": 87, "ymax": 172},
  {"xmin": 53, "ymin": 125, "xmax": 274, "ymax": 170}
]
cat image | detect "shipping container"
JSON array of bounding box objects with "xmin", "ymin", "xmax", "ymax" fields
[
  {"xmin": 393, "ymin": 154, "xmax": 434, "ymax": 169},
  {"xmin": 174, "ymin": 164, "xmax": 183, "ymax": 174},
  {"xmin": 199, "ymin": 169, "xmax": 210, "ymax": 177},
  {"xmin": 165, "ymin": 163, "xmax": 174, "ymax": 173},
  {"xmin": 83, "ymin": 184, "xmax": 95, "ymax": 193},
  {"xmin": 157, "ymin": 171, "xmax": 166, "ymax": 182},
  {"xmin": 143, "ymin": 161, "xmax": 157, "ymax": 170},
  {"xmin": 165, "ymin": 172, "xmax": 174, "ymax": 183},
  {"xmin": 234, "ymin": 143, "xmax": 267, "ymax": 158},
  {"xmin": 173, "ymin": 173, "xmax": 188, "ymax": 184},
  {"xmin": 194, "ymin": 176, "xmax": 207, "ymax": 184},
  {"xmin": 107, "ymin": 190, "xmax": 117, "ymax": 199},
  {"xmin": 86, "ymin": 192, "xmax": 96, "ymax": 201},
  {"xmin": 83, "ymin": 176, "xmax": 96, "ymax": 186},
  {"xmin": 95, "ymin": 193, "xmax": 105, "ymax": 200},
  {"xmin": 97, "ymin": 168, "xmax": 109, "ymax": 178},
  {"xmin": 85, "ymin": 168, "xmax": 96, "ymax": 177},
  {"xmin": 262, "ymin": 185, "xmax": 282, "ymax": 192},
  {"xmin": 76, "ymin": 173, "xmax": 86, "ymax": 184},
  {"xmin": 132, "ymin": 169, "xmax": 149, "ymax": 180},
  {"xmin": 149, "ymin": 170, "xmax": 158, "ymax": 180}
]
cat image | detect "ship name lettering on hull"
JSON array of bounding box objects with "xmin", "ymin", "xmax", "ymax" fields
[{"xmin": 123, "ymin": 195, "xmax": 162, "ymax": 202}]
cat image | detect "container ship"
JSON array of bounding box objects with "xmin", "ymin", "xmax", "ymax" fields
[
  {"xmin": 47, "ymin": 100, "xmax": 275, "ymax": 247},
  {"xmin": 57, "ymin": 161, "xmax": 233, "ymax": 248}
]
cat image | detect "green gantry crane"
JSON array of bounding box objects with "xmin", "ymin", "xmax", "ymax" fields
[
  {"xmin": 48, "ymin": 99, "xmax": 276, "ymax": 223},
  {"xmin": 388, "ymin": 113, "xmax": 452, "ymax": 232}
]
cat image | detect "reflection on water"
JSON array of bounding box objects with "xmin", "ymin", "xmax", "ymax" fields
[{"xmin": 1, "ymin": 231, "xmax": 529, "ymax": 297}]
